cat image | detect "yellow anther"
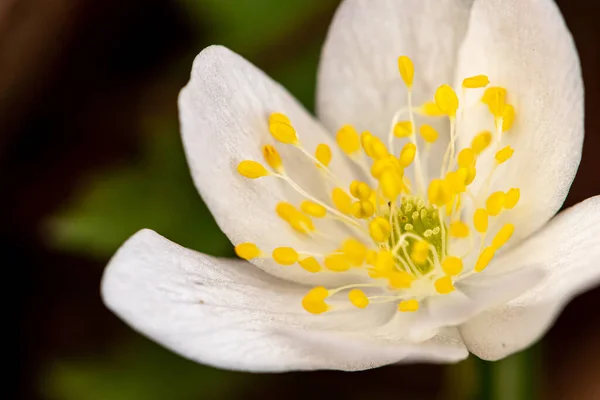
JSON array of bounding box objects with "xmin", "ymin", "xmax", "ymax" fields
[
  {"xmin": 234, "ymin": 243, "xmax": 260, "ymax": 260},
  {"xmin": 349, "ymin": 181, "xmax": 372, "ymax": 200},
  {"xmin": 411, "ymin": 241, "xmax": 430, "ymax": 265},
  {"xmin": 445, "ymin": 171, "xmax": 466, "ymax": 194},
  {"xmin": 399, "ymin": 143, "xmax": 416, "ymax": 167},
  {"xmin": 482, "ymin": 86, "xmax": 507, "ymax": 118},
  {"xmin": 324, "ymin": 254, "xmax": 350, "ymax": 272},
  {"xmin": 276, "ymin": 202, "xmax": 314, "ymax": 233},
  {"xmin": 419, "ymin": 124, "xmax": 439, "ymax": 143},
  {"xmin": 442, "ymin": 256, "xmax": 463, "ymax": 276},
  {"xmin": 348, "ymin": 289, "xmax": 369, "ymax": 309},
  {"xmin": 300, "ymin": 200, "xmax": 326, "ymax": 218},
  {"xmin": 268, "ymin": 120, "xmax": 298, "ymax": 144},
  {"xmin": 419, "ymin": 101, "xmax": 445, "ymax": 117},
  {"xmin": 464, "ymin": 166, "xmax": 477, "ymax": 185},
  {"xmin": 486, "ymin": 191, "xmax": 506, "ymax": 216},
  {"xmin": 276, "ymin": 202, "xmax": 297, "ymax": 220},
  {"xmin": 473, "ymin": 208, "xmax": 489, "ymax": 233},
  {"xmin": 315, "ymin": 144, "xmax": 332, "ymax": 167},
  {"xmin": 449, "ymin": 221, "xmax": 470, "ymax": 238},
  {"xmin": 352, "ymin": 200, "xmax": 375, "ymax": 219},
  {"xmin": 342, "ymin": 239, "xmax": 367, "ymax": 266},
  {"xmin": 332, "ymin": 188, "xmax": 353, "ymax": 215},
  {"xmin": 434, "ymin": 84, "xmax": 459, "ymax": 117},
  {"xmin": 502, "ymin": 104, "xmax": 516, "ymax": 132},
  {"xmin": 492, "ymin": 223, "xmax": 515, "ymax": 249},
  {"xmin": 495, "ymin": 145, "xmax": 514, "ymax": 164},
  {"xmin": 262, "ymin": 145, "xmax": 283, "ymax": 172},
  {"xmin": 369, "ymin": 217, "xmax": 391, "ymax": 242},
  {"xmin": 428, "ymin": 178, "xmax": 452, "ymax": 206},
  {"xmin": 380, "ymin": 170, "xmax": 403, "ymax": 200},
  {"xmin": 272, "ymin": 247, "xmax": 298, "ymax": 265},
  {"xmin": 462, "ymin": 75, "xmax": 490, "ymax": 89},
  {"xmin": 398, "ymin": 299, "xmax": 419, "ymax": 312},
  {"xmin": 372, "ymin": 250, "xmax": 394, "ymax": 276},
  {"xmin": 336, "ymin": 125, "xmax": 361, "ymax": 155},
  {"xmin": 269, "ymin": 112, "xmax": 291, "ymax": 125},
  {"xmin": 504, "ymin": 188, "xmax": 520, "ymax": 209},
  {"xmin": 298, "ymin": 257, "xmax": 321, "ymax": 273},
  {"xmin": 302, "ymin": 286, "xmax": 329, "ymax": 314},
  {"xmin": 387, "ymin": 271, "xmax": 413, "ymax": 290},
  {"xmin": 237, "ymin": 160, "xmax": 269, "ymax": 179},
  {"xmin": 458, "ymin": 148, "xmax": 475, "ymax": 168},
  {"xmin": 365, "ymin": 250, "xmax": 378, "ymax": 266},
  {"xmin": 368, "ymin": 135, "xmax": 389, "ymax": 159},
  {"xmin": 471, "ymin": 131, "xmax": 493, "ymax": 155},
  {"xmin": 398, "ymin": 55, "xmax": 414, "ymax": 88},
  {"xmin": 394, "ymin": 121, "xmax": 413, "ymax": 138},
  {"xmin": 435, "ymin": 276, "xmax": 455, "ymax": 294},
  {"xmin": 474, "ymin": 246, "xmax": 496, "ymax": 272}
]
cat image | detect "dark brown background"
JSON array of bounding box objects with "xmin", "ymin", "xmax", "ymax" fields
[{"xmin": 2, "ymin": 0, "xmax": 599, "ymax": 399}]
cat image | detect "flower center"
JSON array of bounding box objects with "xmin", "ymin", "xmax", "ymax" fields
[{"xmin": 234, "ymin": 56, "xmax": 521, "ymax": 315}]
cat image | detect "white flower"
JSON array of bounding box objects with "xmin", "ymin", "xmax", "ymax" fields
[{"xmin": 101, "ymin": 0, "xmax": 599, "ymax": 372}]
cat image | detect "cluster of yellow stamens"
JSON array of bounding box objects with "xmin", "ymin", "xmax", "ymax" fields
[{"xmin": 235, "ymin": 56, "xmax": 520, "ymax": 315}]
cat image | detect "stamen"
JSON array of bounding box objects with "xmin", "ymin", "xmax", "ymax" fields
[
  {"xmin": 473, "ymin": 208, "xmax": 489, "ymax": 233},
  {"xmin": 471, "ymin": 131, "xmax": 493, "ymax": 155},
  {"xmin": 302, "ymin": 286, "xmax": 329, "ymax": 314},
  {"xmin": 315, "ymin": 144, "xmax": 332, "ymax": 167},
  {"xmin": 301, "ymin": 200, "xmax": 327, "ymax": 218},
  {"xmin": 474, "ymin": 246, "xmax": 495, "ymax": 272},
  {"xmin": 336, "ymin": 125, "xmax": 361, "ymax": 156},
  {"xmin": 393, "ymin": 121, "xmax": 413, "ymax": 138},
  {"xmin": 442, "ymin": 256, "xmax": 463, "ymax": 276},
  {"xmin": 485, "ymin": 192, "xmax": 506, "ymax": 216},
  {"xmin": 462, "ymin": 75, "xmax": 490, "ymax": 89},
  {"xmin": 369, "ymin": 217, "xmax": 391, "ymax": 242},
  {"xmin": 504, "ymin": 188, "xmax": 520, "ymax": 209},
  {"xmin": 272, "ymin": 247, "xmax": 299, "ymax": 265},
  {"xmin": 348, "ymin": 289, "xmax": 369, "ymax": 309},
  {"xmin": 269, "ymin": 116, "xmax": 298, "ymax": 144},
  {"xmin": 234, "ymin": 243, "xmax": 261, "ymax": 260},
  {"xmin": 237, "ymin": 160, "xmax": 269, "ymax": 179},
  {"xmin": 299, "ymin": 257, "xmax": 321, "ymax": 273},
  {"xmin": 435, "ymin": 276, "xmax": 455, "ymax": 294},
  {"xmin": 349, "ymin": 181, "xmax": 372, "ymax": 200},
  {"xmin": 492, "ymin": 223, "xmax": 515, "ymax": 249},
  {"xmin": 332, "ymin": 188, "xmax": 353, "ymax": 215},
  {"xmin": 449, "ymin": 221, "xmax": 470, "ymax": 238},
  {"xmin": 398, "ymin": 55, "xmax": 414, "ymax": 88},
  {"xmin": 324, "ymin": 254, "xmax": 351, "ymax": 272},
  {"xmin": 495, "ymin": 145, "xmax": 514, "ymax": 164},
  {"xmin": 262, "ymin": 145, "xmax": 283, "ymax": 172},
  {"xmin": 398, "ymin": 299, "xmax": 419, "ymax": 312},
  {"xmin": 419, "ymin": 124, "xmax": 439, "ymax": 143},
  {"xmin": 399, "ymin": 143, "xmax": 417, "ymax": 167},
  {"xmin": 434, "ymin": 84, "xmax": 459, "ymax": 117}
]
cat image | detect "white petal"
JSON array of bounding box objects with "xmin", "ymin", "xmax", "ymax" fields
[
  {"xmin": 102, "ymin": 230, "xmax": 468, "ymax": 371},
  {"xmin": 317, "ymin": 0, "xmax": 475, "ymax": 176},
  {"xmin": 459, "ymin": 196, "xmax": 600, "ymax": 360},
  {"xmin": 178, "ymin": 45, "xmax": 357, "ymax": 285},
  {"xmin": 455, "ymin": 0, "xmax": 584, "ymax": 243}
]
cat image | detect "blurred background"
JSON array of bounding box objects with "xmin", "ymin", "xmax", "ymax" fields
[{"xmin": 3, "ymin": 0, "xmax": 599, "ymax": 399}]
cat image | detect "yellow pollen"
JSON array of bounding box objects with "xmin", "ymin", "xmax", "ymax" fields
[
  {"xmin": 428, "ymin": 178, "xmax": 452, "ymax": 206},
  {"xmin": 482, "ymin": 87, "xmax": 507, "ymax": 118},
  {"xmin": 269, "ymin": 112, "xmax": 291, "ymax": 125},
  {"xmin": 475, "ymin": 246, "xmax": 495, "ymax": 272},
  {"xmin": 352, "ymin": 200, "xmax": 375, "ymax": 219},
  {"xmin": 502, "ymin": 104, "xmax": 516, "ymax": 132},
  {"xmin": 371, "ymin": 155, "xmax": 403, "ymax": 179},
  {"xmin": 348, "ymin": 289, "xmax": 369, "ymax": 309},
  {"xmin": 300, "ymin": 200, "xmax": 326, "ymax": 218},
  {"xmin": 369, "ymin": 135, "xmax": 389, "ymax": 159},
  {"xmin": 369, "ymin": 217, "xmax": 391, "ymax": 242},
  {"xmin": 342, "ymin": 239, "xmax": 367, "ymax": 266},
  {"xmin": 394, "ymin": 121, "xmax": 413, "ymax": 138},
  {"xmin": 442, "ymin": 256, "xmax": 463, "ymax": 276},
  {"xmin": 473, "ymin": 208, "xmax": 489, "ymax": 233},
  {"xmin": 371, "ymin": 250, "xmax": 393, "ymax": 277},
  {"xmin": 471, "ymin": 131, "xmax": 493, "ymax": 155},
  {"xmin": 495, "ymin": 146, "xmax": 514, "ymax": 164},
  {"xmin": 380, "ymin": 170, "xmax": 403, "ymax": 200},
  {"xmin": 419, "ymin": 124, "xmax": 439, "ymax": 143},
  {"xmin": 276, "ymin": 202, "xmax": 314, "ymax": 233},
  {"xmin": 420, "ymin": 101, "xmax": 445, "ymax": 117},
  {"xmin": 449, "ymin": 221, "xmax": 470, "ymax": 238},
  {"xmin": 504, "ymin": 188, "xmax": 520, "ymax": 209},
  {"xmin": 324, "ymin": 254, "xmax": 350, "ymax": 272},
  {"xmin": 486, "ymin": 191, "xmax": 506, "ymax": 217},
  {"xmin": 237, "ymin": 160, "xmax": 269, "ymax": 179},
  {"xmin": 332, "ymin": 188, "xmax": 353, "ymax": 215},
  {"xmin": 388, "ymin": 271, "xmax": 415, "ymax": 289},
  {"xmin": 398, "ymin": 55, "xmax": 414, "ymax": 88},
  {"xmin": 365, "ymin": 250, "xmax": 378, "ymax": 266},
  {"xmin": 262, "ymin": 145, "xmax": 283, "ymax": 172},
  {"xmin": 492, "ymin": 223, "xmax": 515, "ymax": 249},
  {"xmin": 445, "ymin": 170, "xmax": 466, "ymax": 194},
  {"xmin": 302, "ymin": 286, "xmax": 329, "ymax": 314},
  {"xmin": 272, "ymin": 247, "xmax": 298, "ymax": 265},
  {"xmin": 434, "ymin": 84, "xmax": 459, "ymax": 117},
  {"xmin": 336, "ymin": 125, "xmax": 361, "ymax": 155},
  {"xmin": 462, "ymin": 75, "xmax": 490, "ymax": 88},
  {"xmin": 399, "ymin": 143, "xmax": 416, "ymax": 167},
  {"xmin": 268, "ymin": 118, "xmax": 298, "ymax": 145},
  {"xmin": 398, "ymin": 299, "xmax": 419, "ymax": 312},
  {"xmin": 464, "ymin": 166, "xmax": 477, "ymax": 185},
  {"xmin": 411, "ymin": 240, "xmax": 430, "ymax": 265},
  {"xmin": 299, "ymin": 257, "xmax": 321, "ymax": 273},
  {"xmin": 458, "ymin": 148, "xmax": 475, "ymax": 168},
  {"xmin": 435, "ymin": 276, "xmax": 455, "ymax": 294},
  {"xmin": 350, "ymin": 181, "xmax": 372, "ymax": 200},
  {"xmin": 234, "ymin": 243, "xmax": 260, "ymax": 260},
  {"xmin": 315, "ymin": 144, "xmax": 332, "ymax": 167}
]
